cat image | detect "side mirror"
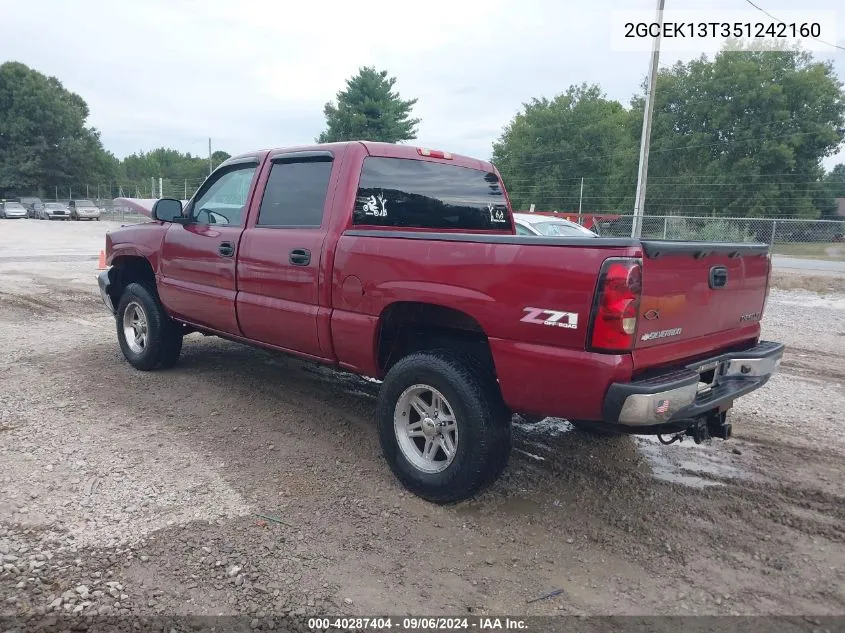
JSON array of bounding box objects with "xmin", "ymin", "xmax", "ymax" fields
[{"xmin": 152, "ymin": 198, "xmax": 184, "ymax": 223}]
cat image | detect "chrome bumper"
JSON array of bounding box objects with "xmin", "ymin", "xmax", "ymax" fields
[{"xmin": 603, "ymin": 341, "xmax": 784, "ymax": 426}]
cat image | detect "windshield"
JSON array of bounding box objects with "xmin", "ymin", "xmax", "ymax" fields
[
  {"xmin": 45, "ymin": 203, "xmax": 64, "ymax": 209},
  {"xmin": 75, "ymin": 200, "xmax": 95, "ymax": 206},
  {"xmin": 532, "ymin": 221, "xmax": 595, "ymax": 237},
  {"xmin": 5, "ymin": 202, "xmax": 24, "ymax": 209}
]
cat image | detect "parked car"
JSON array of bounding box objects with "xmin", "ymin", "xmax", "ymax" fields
[
  {"xmin": 16, "ymin": 196, "xmax": 44, "ymax": 218},
  {"xmin": 39, "ymin": 202, "xmax": 71, "ymax": 220},
  {"xmin": 513, "ymin": 212, "xmax": 598, "ymax": 237},
  {"xmin": 69, "ymin": 199, "xmax": 101, "ymax": 221},
  {"xmin": 96, "ymin": 141, "xmax": 783, "ymax": 503},
  {"xmin": 0, "ymin": 201, "xmax": 28, "ymax": 219}
]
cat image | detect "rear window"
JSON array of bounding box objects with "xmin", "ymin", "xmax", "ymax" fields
[
  {"xmin": 75, "ymin": 200, "xmax": 94, "ymax": 206},
  {"xmin": 353, "ymin": 157, "xmax": 512, "ymax": 231}
]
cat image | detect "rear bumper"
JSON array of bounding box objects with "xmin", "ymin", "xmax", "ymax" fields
[
  {"xmin": 602, "ymin": 340, "xmax": 784, "ymax": 428},
  {"xmin": 98, "ymin": 270, "xmax": 116, "ymax": 315}
]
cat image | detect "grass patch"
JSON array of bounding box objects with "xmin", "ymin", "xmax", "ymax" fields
[{"xmin": 771, "ymin": 243, "xmax": 845, "ymax": 261}]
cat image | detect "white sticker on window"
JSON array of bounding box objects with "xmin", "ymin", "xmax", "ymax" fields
[
  {"xmin": 488, "ymin": 203, "xmax": 507, "ymax": 223},
  {"xmin": 362, "ymin": 193, "xmax": 388, "ymax": 217}
]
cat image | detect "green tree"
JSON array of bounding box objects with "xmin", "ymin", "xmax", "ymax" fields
[
  {"xmin": 824, "ymin": 164, "xmax": 845, "ymax": 198},
  {"xmin": 637, "ymin": 48, "xmax": 845, "ymax": 219},
  {"xmin": 211, "ymin": 150, "xmax": 231, "ymax": 167},
  {"xmin": 492, "ymin": 84, "xmax": 638, "ymax": 211},
  {"xmin": 317, "ymin": 67, "xmax": 420, "ymax": 144},
  {"xmin": 0, "ymin": 61, "xmax": 116, "ymax": 197}
]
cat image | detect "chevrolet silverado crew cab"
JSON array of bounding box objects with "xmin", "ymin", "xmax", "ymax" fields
[{"xmin": 97, "ymin": 141, "xmax": 783, "ymax": 503}]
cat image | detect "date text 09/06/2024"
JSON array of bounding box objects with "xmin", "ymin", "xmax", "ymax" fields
[{"xmin": 307, "ymin": 617, "xmax": 528, "ymax": 630}]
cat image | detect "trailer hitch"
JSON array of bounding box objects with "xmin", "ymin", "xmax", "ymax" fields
[
  {"xmin": 659, "ymin": 411, "xmax": 732, "ymax": 445},
  {"xmin": 685, "ymin": 410, "xmax": 732, "ymax": 444}
]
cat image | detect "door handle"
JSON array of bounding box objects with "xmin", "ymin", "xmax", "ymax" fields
[
  {"xmin": 709, "ymin": 265, "xmax": 728, "ymax": 289},
  {"xmin": 218, "ymin": 241, "xmax": 235, "ymax": 257},
  {"xmin": 289, "ymin": 248, "xmax": 311, "ymax": 266}
]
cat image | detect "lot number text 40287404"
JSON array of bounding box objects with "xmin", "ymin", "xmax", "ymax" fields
[{"xmin": 307, "ymin": 617, "xmax": 528, "ymax": 630}]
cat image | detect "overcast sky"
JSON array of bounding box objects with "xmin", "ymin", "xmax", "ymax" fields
[{"xmin": 1, "ymin": 0, "xmax": 843, "ymax": 169}]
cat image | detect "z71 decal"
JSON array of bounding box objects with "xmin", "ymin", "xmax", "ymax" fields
[{"xmin": 521, "ymin": 307, "xmax": 578, "ymax": 330}]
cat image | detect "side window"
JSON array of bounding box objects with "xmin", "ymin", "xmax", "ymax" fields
[
  {"xmin": 191, "ymin": 164, "xmax": 257, "ymax": 227},
  {"xmin": 515, "ymin": 223, "xmax": 534, "ymax": 235},
  {"xmin": 256, "ymin": 158, "xmax": 333, "ymax": 227}
]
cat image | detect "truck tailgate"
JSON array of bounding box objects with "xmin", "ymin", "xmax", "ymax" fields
[{"xmin": 633, "ymin": 241, "xmax": 771, "ymax": 370}]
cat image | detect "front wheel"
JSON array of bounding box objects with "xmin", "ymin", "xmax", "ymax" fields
[
  {"xmin": 116, "ymin": 283, "xmax": 183, "ymax": 371},
  {"xmin": 377, "ymin": 350, "xmax": 511, "ymax": 504}
]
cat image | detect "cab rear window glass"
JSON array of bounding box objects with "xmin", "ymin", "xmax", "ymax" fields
[{"xmin": 353, "ymin": 157, "xmax": 511, "ymax": 231}]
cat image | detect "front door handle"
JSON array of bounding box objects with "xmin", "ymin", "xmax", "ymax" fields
[
  {"xmin": 218, "ymin": 241, "xmax": 235, "ymax": 257},
  {"xmin": 289, "ymin": 248, "xmax": 311, "ymax": 266}
]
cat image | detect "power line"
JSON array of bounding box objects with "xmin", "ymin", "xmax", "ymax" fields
[{"xmin": 742, "ymin": 0, "xmax": 845, "ymax": 52}]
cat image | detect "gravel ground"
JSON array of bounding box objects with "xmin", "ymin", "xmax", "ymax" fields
[{"xmin": 1, "ymin": 219, "xmax": 843, "ymax": 623}]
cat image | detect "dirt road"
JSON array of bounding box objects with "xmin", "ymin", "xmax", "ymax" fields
[{"xmin": 1, "ymin": 219, "xmax": 843, "ymax": 621}]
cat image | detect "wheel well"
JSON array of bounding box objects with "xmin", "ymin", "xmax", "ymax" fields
[
  {"xmin": 108, "ymin": 256, "xmax": 156, "ymax": 306},
  {"xmin": 377, "ymin": 302, "xmax": 495, "ymax": 376}
]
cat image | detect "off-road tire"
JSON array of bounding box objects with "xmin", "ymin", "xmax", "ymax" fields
[
  {"xmin": 377, "ymin": 349, "xmax": 511, "ymax": 504},
  {"xmin": 116, "ymin": 282, "xmax": 183, "ymax": 371}
]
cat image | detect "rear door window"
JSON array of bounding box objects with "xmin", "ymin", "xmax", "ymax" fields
[
  {"xmin": 353, "ymin": 157, "xmax": 512, "ymax": 231},
  {"xmin": 256, "ymin": 158, "xmax": 333, "ymax": 227}
]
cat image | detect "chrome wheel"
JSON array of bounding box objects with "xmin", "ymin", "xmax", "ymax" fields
[
  {"xmin": 394, "ymin": 384, "xmax": 458, "ymax": 474},
  {"xmin": 122, "ymin": 301, "xmax": 148, "ymax": 354}
]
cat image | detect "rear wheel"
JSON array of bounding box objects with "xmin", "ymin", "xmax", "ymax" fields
[
  {"xmin": 377, "ymin": 350, "xmax": 511, "ymax": 503},
  {"xmin": 116, "ymin": 283, "xmax": 183, "ymax": 371}
]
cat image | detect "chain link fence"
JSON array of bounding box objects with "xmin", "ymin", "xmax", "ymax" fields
[{"xmin": 593, "ymin": 215, "xmax": 845, "ymax": 246}]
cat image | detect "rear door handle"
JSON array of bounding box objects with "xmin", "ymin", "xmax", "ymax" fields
[
  {"xmin": 289, "ymin": 248, "xmax": 311, "ymax": 266},
  {"xmin": 218, "ymin": 241, "xmax": 235, "ymax": 257}
]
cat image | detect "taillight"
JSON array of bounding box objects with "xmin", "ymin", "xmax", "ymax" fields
[{"xmin": 589, "ymin": 258, "xmax": 643, "ymax": 353}]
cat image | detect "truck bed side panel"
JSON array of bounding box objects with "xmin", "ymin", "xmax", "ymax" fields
[{"xmin": 331, "ymin": 232, "xmax": 642, "ymax": 414}]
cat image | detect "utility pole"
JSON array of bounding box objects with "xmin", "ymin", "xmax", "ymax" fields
[
  {"xmin": 159, "ymin": 177, "xmax": 163, "ymax": 199},
  {"xmin": 151, "ymin": 177, "xmax": 155, "ymax": 198},
  {"xmin": 578, "ymin": 177, "xmax": 584, "ymax": 220},
  {"xmin": 208, "ymin": 138, "xmax": 213, "ymax": 175},
  {"xmin": 631, "ymin": 0, "xmax": 665, "ymax": 239},
  {"xmin": 184, "ymin": 179, "xmax": 188, "ymax": 200}
]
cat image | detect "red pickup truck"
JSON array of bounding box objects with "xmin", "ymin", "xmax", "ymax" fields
[{"xmin": 98, "ymin": 141, "xmax": 783, "ymax": 503}]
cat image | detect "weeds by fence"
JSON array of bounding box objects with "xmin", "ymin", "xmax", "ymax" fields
[{"xmin": 591, "ymin": 215, "xmax": 845, "ymax": 245}]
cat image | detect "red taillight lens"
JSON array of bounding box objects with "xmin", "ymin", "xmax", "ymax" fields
[{"xmin": 589, "ymin": 258, "xmax": 642, "ymax": 352}]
